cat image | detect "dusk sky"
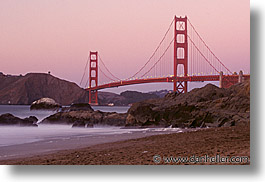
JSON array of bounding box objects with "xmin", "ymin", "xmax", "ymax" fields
[{"xmin": 0, "ymin": 0, "xmax": 249, "ymax": 93}]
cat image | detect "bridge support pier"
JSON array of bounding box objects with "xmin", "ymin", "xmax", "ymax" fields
[
  {"xmin": 220, "ymin": 70, "xmax": 245, "ymax": 89},
  {"xmin": 238, "ymin": 70, "xmax": 243, "ymax": 83},
  {"xmin": 219, "ymin": 71, "xmax": 223, "ymax": 88},
  {"xmin": 88, "ymin": 51, "xmax": 99, "ymax": 105},
  {"xmin": 174, "ymin": 16, "xmax": 188, "ymax": 93},
  {"xmin": 89, "ymin": 90, "xmax": 98, "ymax": 106}
]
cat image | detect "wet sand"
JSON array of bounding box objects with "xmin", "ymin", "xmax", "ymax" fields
[
  {"xmin": 0, "ymin": 125, "xmax": 250, "ymax": 165},
  {"xmin": 0, "ymin": 127, "xmax": 185, "ymax": 161}
]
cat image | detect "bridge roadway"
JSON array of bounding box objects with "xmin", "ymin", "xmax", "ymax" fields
[{"xmin": 86, "ymin": 74, "xmax": 250, "ymax": 91}]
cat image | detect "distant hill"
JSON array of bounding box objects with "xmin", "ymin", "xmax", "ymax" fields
[
  {"xmin": 0, "ymin": 73, "xmax": 88, "ymax": 105},
  {"xmin": 0, "ymin": 72, "xmax": 169, "ymax": 106},
  {"xmin": 148, "ymin": 89, "xmax": 171, "ymax": 98},
  {"xmin": 98, "ymin": 91, "xmax": 159, "ymax": 106}
]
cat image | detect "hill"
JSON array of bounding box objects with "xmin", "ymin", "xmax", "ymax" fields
[
  {"xmin": 0, "ymin": 72, "xmax": 163, "ymax": 106},
  {"xmin": 0, "ymin": 73, "xmax": 88, "ymax": 105}
]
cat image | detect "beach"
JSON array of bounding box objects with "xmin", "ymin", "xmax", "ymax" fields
[{"xmin": 0, "ymin": 124, "xmax": 250, "ymax": 165}]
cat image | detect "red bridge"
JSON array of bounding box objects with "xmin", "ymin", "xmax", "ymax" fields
[{"xmin": 80, "ymin": 16, "xmax": 250, "ymax": 105}]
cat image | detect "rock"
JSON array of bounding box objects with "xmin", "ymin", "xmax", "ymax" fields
[
  {"xmin": 72, "ymin": 121, "xmax": 94, "ymax": 128},
  {"xmin": 30, "ymin": 98, "xmax": 61, "ymax": 110},
  {"xmin": 0, "ymin": 113, "xmax": 21, "ymax": 125},
  {"xmin": 125, "ymin": 80, "xmax": 250, "ymax": 128},
  {"xmin": 72, "ymin": 120, "xmax": 86, "ymax": 128},
  {"xmin": 126, "ymin": 102, "xmax": 156, "ymax": 126},
  {"xmin": 65, "ymin": 103, "xmax": 94, "ymax": 112},
  {"xmin": 101, "ymin": 112, "xmax": 127, "ymax": 126},
  {"xmin": 0, "ymin": 113, "xmax": 38, "ymax": 127},
  {"xmin": 41, "ymin": 110, "xmax": 126, "ymax": 126},
  {"xmin": 24, "ymin": 116, "xmax": 38, "ymax": 124}
]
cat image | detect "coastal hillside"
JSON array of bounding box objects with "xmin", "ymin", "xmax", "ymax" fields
[
  {"xmin": 0, "ymin": 72, "xmax": 163, "ymax": 106},
  {"xmin": 0, "ymin": 72, "xmax": 88, "ymax": 105}
]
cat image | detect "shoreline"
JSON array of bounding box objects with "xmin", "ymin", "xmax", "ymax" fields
[
  {"xmin": 0, "ymin": 125, "xmax": 250, "ymax": 165},
  {"xmin": 0, "ymin": 126, "xmax": 187, "ymax": 161}
]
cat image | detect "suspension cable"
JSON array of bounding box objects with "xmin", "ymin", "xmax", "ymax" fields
[
  {"xmin": 187, "ymin": 18, "xmax": 232, "ymax": 74},
  {"xmin": 79, "ymin": 54, "xmax": 90, "ymax": 86},
  {"xmin": 141, "ymin": 38, "xmax": 174, "ymax": 77},
  {"xmin": 98, "ymin": 54, "xmax": 121, "ymax": 80},
  {"xmin": 128, "ymin": 18, "xmax": 174, "ymax": 79},
  {"xmin": 188, "ymin": 35, "xmax": 219, "ymax": 73}
]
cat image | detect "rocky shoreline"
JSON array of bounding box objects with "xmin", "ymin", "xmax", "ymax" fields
[
  {"xmin": 40, "ymin": 103, "xmax": 127, "ymax": 127},
  {"xmin": 0, "ymin": 80, "xmax": 250, "ymax": 129},
  {"xmin": 126, "ymin": 81, "xmax": 250, "ymax": 128},
  {"xmin": 0, "ymin": 113, "xmax": 38, "ymax": 127},
  {"xmin": 42, "ymin": 80, "xmax": 249, "ymax": 129}
]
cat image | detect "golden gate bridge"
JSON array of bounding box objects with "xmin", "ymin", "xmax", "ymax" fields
[{"xmin": 79, "ymin": 16, "xmax": 250, "ymax": 105}]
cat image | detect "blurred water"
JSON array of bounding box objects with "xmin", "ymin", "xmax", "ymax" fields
[
  {"xmin": 0, "ymin": 125, "xmax": 133, "ymax": 147},
  {"xmin": 0, "ymin": 124, "xmax": 183, "ymax": 147},
  {"xmin": 0, "ymin": 105, "xmax": 130, "ymax": 122},
  {"xmin": 0, "ymin": 105, "xmax": 56, "ymax": 121},
  {"xmin": 0, "ymin": 105, "xmax": 131, "ymax": 147}
]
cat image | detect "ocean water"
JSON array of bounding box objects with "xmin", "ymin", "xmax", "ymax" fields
[
  {"xmin": 0, "ymin": 105, "xmax": 130, "ymax": 122},
  {"xmin": 0, "ymin": 125, "xmax": 135, "ymax": 147},
  {"xmin": 0, "ymin": 105, "xmax": 57, "ymax": 122},
  {"xmin": 0, "ymin": 105, "xmax": 131, "ymax": 146},
  {"xmin": 0, "ymin": 105, "xmax": 185, "ymax": 159},
  {"xmin": 0, "ymin": 105, "xmax": 182, "ymax": 151}
]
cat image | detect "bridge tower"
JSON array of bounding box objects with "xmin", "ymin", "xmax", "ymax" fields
[
  {"xmin": 174, "ymin": 16, "xmax": 188, "ymax": 93},
  {"xmin": 89, "ymin": 51, "xmax": 99, "ymax": 105}
]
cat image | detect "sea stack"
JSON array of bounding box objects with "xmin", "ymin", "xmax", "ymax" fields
[{"xmin": 30, "ymin": 98, "xmax": 61, "ymax": 110}]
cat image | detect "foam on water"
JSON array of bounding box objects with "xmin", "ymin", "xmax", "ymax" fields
[{"xmin": 0, "ymin": 105, "xmax": 184, "ymax": 148}]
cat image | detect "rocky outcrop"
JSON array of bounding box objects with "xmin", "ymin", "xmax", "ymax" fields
[
  {"xmin": 0, "ymin": 113, "xmax": 38, "ymax": 127},
  {"xmin": 0, "ymin": 73, "xmax": 88, "ymax": 105},
  {"xmin": 63, "ymin": 103, "xmax": 94, "ymax": 112},
  {"xmin": 41, "ymin": 111, "xmax": 127, "ymax": 127},
  {"xmin": 30, "ymin": 98, "xmax": 61, "ymax": 110},
  {"xmin": 126, "ymin": 81, "xmax": 250, "ymax": 128},
  {"xmin": 40, "ymin": 103, "xmax": 126, "ymax": 127}
]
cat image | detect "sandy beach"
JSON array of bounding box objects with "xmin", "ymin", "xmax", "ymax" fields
[{"xmin": 0, "ymin": 124, "xmax": 250, "ymax": 165}]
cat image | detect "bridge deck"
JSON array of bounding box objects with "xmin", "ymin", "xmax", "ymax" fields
[{"xmin": 86, "ymin": 75, "xmax": 250, "ymax": 91}]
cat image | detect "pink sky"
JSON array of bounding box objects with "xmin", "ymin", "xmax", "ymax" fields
[{"xmin": 0, "ymin": 0, "xmax": 249, "ymax": 93}]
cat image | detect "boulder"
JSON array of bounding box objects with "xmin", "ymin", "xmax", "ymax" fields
[
  {"xmin": 30, "ymin": 98, "xmax": 61, "ymax": 110},
  {"xmin": 0, "ymin": 113, "xmax": 38, "ymax": 127},
  {"xmin": 24, "ymin": 116, "xmax": 38, "ymax": 124},
  {"xmin": 41, "ymin": 110, "xmax": 126, "ymax": 127},
  {"xmin": 72, "ymin": 120, "xmax": 86, "ymax": 128},
  {"xmin": 101, "ymin": 112, "xmax": 127, "ymax": 126},
  {"xmin": 63, "ymin": 103, "xmax": 94, "ymax": 112}
]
